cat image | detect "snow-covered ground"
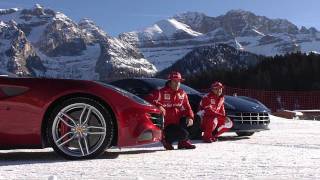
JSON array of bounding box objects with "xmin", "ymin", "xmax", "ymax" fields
[{"xmin": 1, "ymin": 115, "xmax": 320, "ymax": 180}]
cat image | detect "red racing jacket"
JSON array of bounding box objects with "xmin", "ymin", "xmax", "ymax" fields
[
  {"xmin": 145, "ymin": 86, "xmax": 194, "ymax": 127},
  {"xmin": 199, "ymin": 92, "xmax": 225, "ymax": 118}
]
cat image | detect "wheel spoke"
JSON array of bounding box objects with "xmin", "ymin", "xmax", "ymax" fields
[
  {"xmin": 57, "ymin": 134, "xmax": 76, "ymax": 147},
  {"xmin": 81, "ymin": 107, "xmax": 92, "ymax": 125},
  {"xmin": 87, "ymin": 126, "xmax": 106, "ymax": 136},
  {"xmin": 78, "ymin": 138, "xmax": 85, "ymax": 156},
  {"xmin": 83, "ymin": 136, "xmax": 90, "ymax": 154},
  {"xmin": 60, "ymin": 112, "xmax": 77, "ymax": 126},
  {"xmin": 87, "ymin": 132, "xmax": 106, "ymax": 135},
  {"xmin": 58, "ymin": 117, "xmax": 75, "ymax": 128},
  {"xmin": 56, "ymin": 132, "xmax": 73, "ymax": 144},
  {"xmin": 87, "ymin": 126, "xmax": 105, "ymax": 130},
  {"xmin": 79, "ymin": 105, "xmax": 87, "ymax": 125}
]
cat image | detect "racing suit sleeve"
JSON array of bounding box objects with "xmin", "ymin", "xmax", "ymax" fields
[
  {"xmin": 182, "ymin": 93, "xmax": 194, "ymax": 119},
  {"xmin": 219, "ymin": 97, "xmax": 226, "ymax": 116},
  {"xmin": 213, "ymin": 96, "xmax": 225, "ymax": 117},
  {"xmin": 200, "ymin": 95, "xmax": 225, "ymax": 118},
  {"xmin": 199, "ymin": 95, "xmax": 211, "ymax": 112}
]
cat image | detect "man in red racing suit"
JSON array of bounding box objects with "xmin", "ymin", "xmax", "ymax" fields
[
  {"xmin": 146, "ymin": 72, "xmax": 196, "ymax": 150},
  {"xmin": 198, "ymin": 81, "xmax": 233, "ymax": 143}
]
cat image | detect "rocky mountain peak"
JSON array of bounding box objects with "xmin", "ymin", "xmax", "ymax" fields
[
  {"xmin": 225, "ymin": 9, "xmax": 255, "ymax": 17},
  {"xmin": 173, "ymin": 11, "xmax": 206, "ymax": 23},
  {"xmin": 121, "ymin": 9, "xmax": 320, "ymax": 71},
  {"xmin": 34, "ymin": 3, "xmax": 43, "ymax": 9},
  {"xmin": 79, "ymin": 18, "xmax": 108, "ymax": 41},
  {"xmin": 0, "ymin": 8, "xmax": 18, "ymax": 15},
  {"xmin": 0, "ymin": 21, "xmax": 19, "ymax": 39},
  {"xmin": 218, "ymin": 9, "xmax": 299, "ymax": 35},
  {"xmin": 1, "ymin": 5, "xmax": 156, "ymax": 80},
  {"xmin": 20, "ymin": 4, "xmax": 47, "ymax": 17}
]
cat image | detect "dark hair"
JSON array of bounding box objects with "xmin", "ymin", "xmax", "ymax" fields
[{"xmin": 165, "ymin": 80, "xmax": 171, "ymax": 87}]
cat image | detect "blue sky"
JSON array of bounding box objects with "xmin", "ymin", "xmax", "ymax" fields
[{"xmin": 1, "ymin": 0, "xmax": 319, "ymax": 36}]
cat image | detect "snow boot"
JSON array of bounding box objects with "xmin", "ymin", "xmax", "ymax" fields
[
  {"xmin": 161, "ymin": 139, "xmax": 174, "ymax": 150},
  {"xmin": 202, "ymin": 136, "xmax": 213, "ymax": 143},
  {"xmin": 178, "ymin": 140, "xmax": 196, "ymax": 149}
]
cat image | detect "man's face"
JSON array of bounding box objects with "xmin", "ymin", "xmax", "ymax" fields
[
  {"xmin": 169, "ymin": 80, "xmax": 180, "ymax": 91},
  {"xmin": 212, "ymin": 87, "xmax": 222, "ymax": 96}
]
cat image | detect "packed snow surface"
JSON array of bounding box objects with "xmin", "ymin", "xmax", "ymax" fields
[{"xmin": 0, "ymin": 115, "xmax": 319, "ymax": 179}]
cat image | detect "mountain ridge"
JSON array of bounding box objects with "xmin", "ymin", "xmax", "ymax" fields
[
  {"xmin": 120, "ymin": 10, "xmax": 320, "ymax": 71},
  {"xmin": 0, "ymin": 4, "xmax": 156, "ymax": 80}
]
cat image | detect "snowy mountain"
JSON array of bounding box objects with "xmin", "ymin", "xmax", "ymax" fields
[
  {"xmin": 158, "ymin": 44, "xmax": 260, "ymax": 77},
  {"xmin": 120, "ymin": 10, "xmax": 320, "ymax": 71},
  {"xmin": 0, "ymin": 5, "xmax": 156, "ymax": 80}
]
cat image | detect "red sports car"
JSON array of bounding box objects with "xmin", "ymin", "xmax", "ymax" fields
[{"xmin": 0, "ymin": 76, "xmax": 163, "ymax": 159}]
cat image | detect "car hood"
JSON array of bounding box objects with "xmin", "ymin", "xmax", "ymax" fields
[
  {"xmin": 224, "ymin": 96, "xmax": 270, "ymax": 113},
  {"xmin": 194, "ymin": 93, "xmax": 270, "ymax": 113}
]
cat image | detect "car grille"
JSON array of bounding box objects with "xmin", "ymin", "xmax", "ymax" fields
[
  {"xmin": 228, "ymin": 112, "xmax": 270, "ymax": 125},
  {"xmin": 149, "ymin": 113, "xmax": 164, "ymax": 129}
]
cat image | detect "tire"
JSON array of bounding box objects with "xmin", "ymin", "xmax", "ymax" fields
[
  {"xmin": 47, "ymin": 97, "xmax": 114, "ymax": 160},
  {"xmin": 236, "ymin": 132, "xmax": 255, "ymax": 137}
]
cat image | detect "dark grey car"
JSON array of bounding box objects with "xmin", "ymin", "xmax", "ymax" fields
[{"xmin": 109, "ymin": 78, "xmax": 270, "ymax": 138}]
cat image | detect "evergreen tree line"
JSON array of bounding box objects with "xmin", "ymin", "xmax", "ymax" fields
[{"xmin": 184, "ymin": 52, "xmax": 320, "ymax": 91}]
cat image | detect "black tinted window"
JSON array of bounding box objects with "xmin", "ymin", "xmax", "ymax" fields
[
  {"xmin": 109, "ymin": 79, "xmax": 152, "ymax": 97},
  {"xmin": 142, "ymin": 79, "xmax": 201, "ymax": 94}
]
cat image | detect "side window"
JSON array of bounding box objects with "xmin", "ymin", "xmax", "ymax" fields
[
  {"xmin": 111, "ymin": 80, "xmax": 152, "ymax": 98},
  {"xmin": 127, "ymin": 81, "xmax": 152, "ymax": 98},
  {"xmin": 129, "ymin": 86, "xmax": 150, "ymax": 95}
]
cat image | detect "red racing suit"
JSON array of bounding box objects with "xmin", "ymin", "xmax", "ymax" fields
[
  {"xmin": 198, "ymin": 92, "xmax": 233, "ymax": 139},
  {"xmin": 146, "ymin": 86, "xmax": 194, "ymax": 127}
]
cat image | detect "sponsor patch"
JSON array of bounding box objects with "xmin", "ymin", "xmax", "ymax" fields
[
  {"xmin": 164, "ymin": 94, "xmax": 170, "ymax": 100},
  {"xmin": 211, "ymin": 99, "xmax": 216, "ymax": 104}
]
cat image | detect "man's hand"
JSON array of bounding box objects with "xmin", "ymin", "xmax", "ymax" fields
[
  {"xmin": 186, "ymin": 117, "xmax": 193, "ymax": 127},
  {"xmin": 158, "ymin": 106, "xmax": 166, "ymax": 116}
]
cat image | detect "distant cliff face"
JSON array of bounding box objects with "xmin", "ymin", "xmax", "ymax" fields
[
  {"xmin": 0, "ymin": 5, "xmax": 156, "ymax": 80},
  {"xmin": 120, "ymin": 10, "xmax": 320, "ymax": 71}
]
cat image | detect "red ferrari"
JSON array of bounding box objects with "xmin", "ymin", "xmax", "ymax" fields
[{"xmin": 0, "ymin": 76, "xmax": 163, "ymax": 159}]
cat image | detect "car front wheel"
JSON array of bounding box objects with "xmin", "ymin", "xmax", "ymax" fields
[{"xmin": 47, "ymin": 97, "xmax": 114, "ymax": 160}]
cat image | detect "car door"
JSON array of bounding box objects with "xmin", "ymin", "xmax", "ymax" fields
[{"xmin": 0, "ymin": 77, "xmax": 38, "ymax": 147}]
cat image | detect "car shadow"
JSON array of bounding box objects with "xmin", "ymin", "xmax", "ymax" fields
[
  {"xmin": 0, "ymin": 149, "xmax": 164, "ymax": 166},
  {"xmin": 217, "ymin": 136, "xmax": 250, "ymax": 141},
  {"xmin": 190, "ymin": 135, "xmax": 250, "ymax": 143},
  {"xmin": 0, "ymin": 151, "xmax": 66, "ymax": 166},
  {"xmin": 102, "ymin": 149, "xmax": 163, "ymax": 159}
]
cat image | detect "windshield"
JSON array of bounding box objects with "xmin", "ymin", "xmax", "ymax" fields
[
  {"xmin": 142, "ymin": 78, "xmax": 201, "ymax": 94},
  {"xmin": 97, "ymin": 82, "xmax": 152, "ymax": 106}
]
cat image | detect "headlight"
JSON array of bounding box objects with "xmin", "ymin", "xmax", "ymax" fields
[{"xmin": 97, "ymin": 82, "xmax": 152, "ymax": 106}]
